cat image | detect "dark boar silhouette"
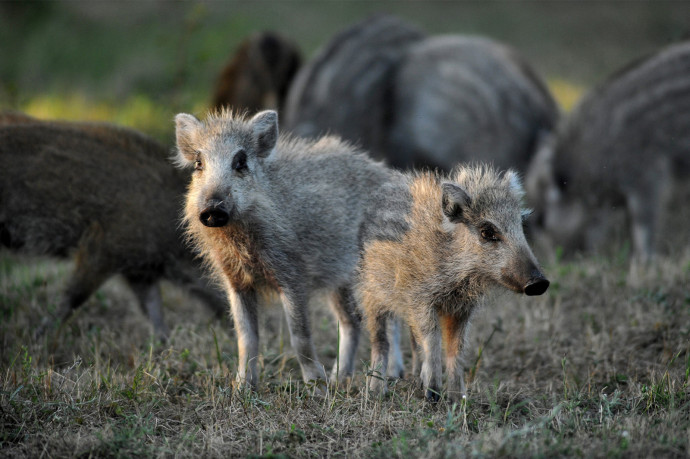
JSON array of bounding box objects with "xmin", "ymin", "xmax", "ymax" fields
[
  {"xmin": 212, "ymin": 31, "xmax": 302, "ymax": 116},
  {"xmin": 526, "ymin": 41, "xmax": 690, "ymax": 263},
  {"xmin": 0, "ymin": 115, "xmax": 226, "ymax": 340}
]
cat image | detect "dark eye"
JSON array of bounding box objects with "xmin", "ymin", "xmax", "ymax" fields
[
  {"xmin": 232, "ymin": 149, "xmax": 247, "ymax": 172},
  {"xmin": 480, "ymin": 224, "xmax": 500, "ymax": 242},
  {"xmin": 194, "ymin": 152, "xmax": 203, "ymax": 171},
  {"xmin": 555, "ymin": 173, "xmax": 569, "ymax": 191}
]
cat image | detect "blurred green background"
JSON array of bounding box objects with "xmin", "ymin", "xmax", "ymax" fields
[{"xmin": 1, "ymin": 1, "xmax": 688, "ymax": 143}]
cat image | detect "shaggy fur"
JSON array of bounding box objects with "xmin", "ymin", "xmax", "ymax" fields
[
  {"xmin": 358, "ymin": 164, "xmax": 549, "ymax": 402},
  {"xmin": 175, "ymin": 109, "xmax": 395, "ymax": 388}
]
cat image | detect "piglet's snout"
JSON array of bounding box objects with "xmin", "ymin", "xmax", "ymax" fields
[
  {"xmin": 523, "ymin": 270, "xmax": 549, "ymax": 296},
  {"xmin": 199, "ymin": 199, "xmax": 230, "ymax": 228}
]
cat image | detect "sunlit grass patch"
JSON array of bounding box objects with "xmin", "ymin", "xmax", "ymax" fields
[
  {"xmin": 548, "ymin": 78, "xmax": 587, "ymax": 112},
  {"xmin": 19, "ymin": 92, "xmax": 208, "ymax": 142}
]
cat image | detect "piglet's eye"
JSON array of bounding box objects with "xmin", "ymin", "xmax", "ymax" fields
[
  {"xmin": 480, "ymin": 225, "xmax": 500, "ymax": 242},
  {"xmin": 232, "ymin": 149, "xmax": 248, "ymax": 172},
  {"xmin": 194, "ymin": 153, "xmax": 203, "ymax": 171}
]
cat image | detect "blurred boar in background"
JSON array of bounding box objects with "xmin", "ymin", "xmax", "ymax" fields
[
  {"xmin": 387, "ymin": 36, "xmax": 558, "ymax": 171},
  {"xmin": 284, "ymin": 15, "xmax": 424, "ymax": 163},
  {"xmin": 359, "ymin": 165, "xmax": 548, "ymax": 402},
  {"xmin": 0, "ymin": 115, "xmax": 226, "ymax": 340},
  {"xmin": 526, "ymin": 41, "xmax": 690, "ymax": 263},
  {"xmin": 284, "ymin": 14, "xmax": 558, "ymax": 172},
  {"xmin": 212, "ymin": 32, "xmax": 302, "ymax": 116},
  {"xmin": 174, "ymin": 109, "xmax": 394, "ymax": 389}
]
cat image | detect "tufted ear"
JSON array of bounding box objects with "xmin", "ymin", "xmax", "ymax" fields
[
  {"xmin": 251, "ymin": 110, "xmax": 278, "ymax": 157},
  {"xmin": 502, "ymin": 169, "xmax": 525, "ymax": 199},
  {"xmin": 174, "ymin": 113, "xmax": 202, "ymax": 167},
  {"xmin": 441, "ymin": 182, "xmax": 471, "ymax": 223}
]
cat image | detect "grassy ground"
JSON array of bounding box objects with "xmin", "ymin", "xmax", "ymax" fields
[
  {"xmin": 2, "ymin": 2, "xmax": 690, "ymax": 457},
  {"xmin": 2, "ymin": 247, "xmax": 689, "ymax": 457}
]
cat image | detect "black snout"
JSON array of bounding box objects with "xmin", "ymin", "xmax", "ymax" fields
[
  {"xmin": 524, "ymin": 276, "xmax": 550, "ymax": 296},
  {"xmin": 199, "ymin": 201, "xmax": 230, "ymax": 227}
]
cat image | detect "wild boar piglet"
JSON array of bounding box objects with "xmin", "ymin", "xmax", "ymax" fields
[
  {"xmin": 175, "ymin": 109, "xmax": 395, "ymax": 388},
  {"xmin": 359, "ymin": 165, "xmax": 549, "ymax": 402}
]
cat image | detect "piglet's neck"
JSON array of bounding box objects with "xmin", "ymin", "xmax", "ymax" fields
[{"xmin": 436, "ymin": 227, "xmax": 489, "ymax": 304}]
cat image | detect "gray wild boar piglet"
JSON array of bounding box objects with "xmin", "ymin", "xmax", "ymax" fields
[
  {"xmin": 174, "ymin": 109, "xmax": 394, "ymax": 388},
  {"xmin": 526, "ymin": 41, "xmax": 690, "ymax": 263},
  {"xmin": 358, "ymin": 165, "xmax": 549, "ymax": 402},
  {"xmin": 0, "ymin": 117, "xmax": 226, "ymax": 340}
]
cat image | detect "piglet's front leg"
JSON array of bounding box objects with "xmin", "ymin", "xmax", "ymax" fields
[
  {"xmin": 441, "ymin": 312, "xmax": 469, "ymax": 404},
  {"xmin": 229, "ymin": 288, "xmax": 260, "ymax": 389}
]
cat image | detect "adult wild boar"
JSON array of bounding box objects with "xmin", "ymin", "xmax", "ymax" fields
[{"xmin": 387, "ymin": 35, "xmax": 558, "ymax": 171}]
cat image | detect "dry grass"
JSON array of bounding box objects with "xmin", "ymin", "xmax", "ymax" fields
[{"xmin": 1, "ymin": 244, "xmax": 689, "ymax": 458}]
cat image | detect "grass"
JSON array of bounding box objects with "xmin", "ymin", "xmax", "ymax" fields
[
  {"xmin": 2, "ymin": 247, "xmax": 689, "ymax": 457},
  {"xmin": 17, "ymin": 92, "xmax": 194, "ymax": 145}
]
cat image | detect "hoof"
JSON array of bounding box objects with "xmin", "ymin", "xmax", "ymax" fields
[
  {"xmin": 425, "ymin": 388, "xmax": 441, "ymax": 403},
  {"xmin": 387, "ymin": 367, "xmax": 405, "ymax": 380},
  {"xmin": 307, "ymin": 379, "xmax": 328, "ymax": 397},
  {"xmin": 368, "ymin": 376, "xmax": 388, "ymax": 397}
]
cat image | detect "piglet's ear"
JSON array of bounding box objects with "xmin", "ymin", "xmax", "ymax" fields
[
  {"xmin": 441, "ymin": 182, "xmax": 471, "ymax": 223},
  {"xmin": 502, "ymin": 169, "xmax": 525, "ymax": 199},
  {"xmin": 174, "ymin": 113, "xmax": 202, "ymax": 167},
  {"xmin": 251, "ymin": 110, "xmax": 278, "ymax": 157}
]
